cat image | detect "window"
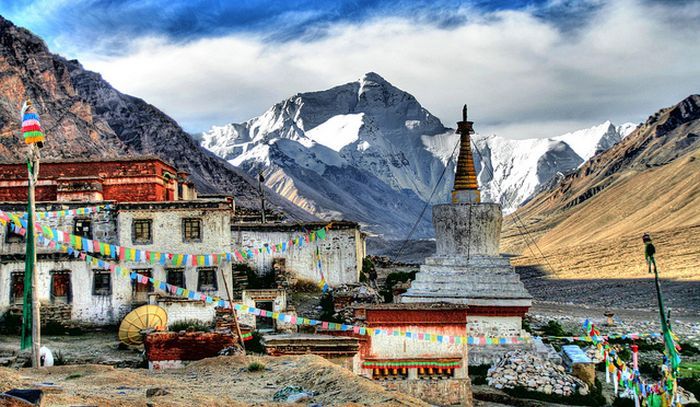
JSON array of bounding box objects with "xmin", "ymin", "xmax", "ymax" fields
[
  {"xmin": 74, "ymin": 218, "xmax": 92, "ymax": 239},
  {"xmin": 132, "ymin": 219, "xmax": 153, "ymax": 244},
  {"xmin": 197, "ymin": 268, "xmax": 217, "ymax": 292},
  {"xmin": 5, "ymin": 224, "xmax": 23, "ymax": 243},
  {"xmin": 182, "ymin": 218, "xmax": 202, "ymax": 242},
  {"xmin": 10, "ymin": 272, "xmax": 24, "ymax": 305},
  {"xmin": 50, "ymin": 271, "xmax": 72, "ymax": 304},
  {"xmin": 131, "ymin": 269, "xmax": 153, "ymax": 302},
  {"xmin": 93, "ymin": 270, "xmax": 111, "ymax": 296},
  {"xmin": 166, "ymin": 268, "xmax": 186, "ymax": 288}
]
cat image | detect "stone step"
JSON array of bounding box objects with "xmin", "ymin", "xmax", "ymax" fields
[
  {"xmin": 402, "ymin": 287, "xmax": 531, "ymax": 298},
  {"xmin": 412, "ymin": 272, "xmax": 525, "ymax": 284}
]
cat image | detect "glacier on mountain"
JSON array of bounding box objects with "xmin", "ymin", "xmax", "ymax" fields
[{"xmin": 200, "ymin": 72, "xmax": 634, "ymax": 236}]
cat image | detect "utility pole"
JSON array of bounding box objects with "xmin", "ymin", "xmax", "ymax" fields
[
  {"xmin": 20, "ymin": 99, "xmax": 44, "ymax": 368},
  {"xmin": 28, "ymin": 147, "xmax": 40, "ymax": 368},
  {"xmin": 258, "ymin": 171, "xmax": 266, "ymax": 224}
]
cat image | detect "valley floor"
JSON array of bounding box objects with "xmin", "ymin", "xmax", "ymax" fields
[{"xmin": 509, "ymin": 224, "xmax": 700, "ymax": 315}]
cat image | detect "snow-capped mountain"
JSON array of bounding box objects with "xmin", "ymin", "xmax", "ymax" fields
[{"xmin": 201, "ymin": 72, "xmax": 634, "ymax": 236}]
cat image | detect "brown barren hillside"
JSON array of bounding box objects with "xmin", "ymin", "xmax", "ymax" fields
[{"xmin": 502, "ymin": 95, "xmax": 700, "ymax": 311}]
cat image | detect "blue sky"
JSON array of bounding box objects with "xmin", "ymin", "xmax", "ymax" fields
[{"xmin": 1, "ymin": 0, "xmax": 699, "ymax": 137}]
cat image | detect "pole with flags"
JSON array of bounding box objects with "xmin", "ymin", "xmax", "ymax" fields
[
  {"xmin": 20, "ymin": 100, "xmax": 45, "ymax": 368},
  {"xmin": 643, "ymin": 233, "xmax": 681, "ymax": 403}
]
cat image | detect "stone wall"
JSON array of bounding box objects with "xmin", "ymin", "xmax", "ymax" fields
[
  {"xmin": 466, "ymin": 315, "xmax": 523, "ymax": 337},
  {"xmin": 432, "ymin": 203, "xmax": 502, "ymax": 258},
  {"xmin": 383, "ymin": 378, "xmax": 473, "ymax": 407},
  {"xmin": 144, "ymin": 331, "xmax": 237, "ymax": 367},
  {"xmin": 232, "ymin": 226, "xmax": 363, "ymax": 286}
]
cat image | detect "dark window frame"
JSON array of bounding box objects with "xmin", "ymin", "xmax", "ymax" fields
[
  {"xmin": 166, "ymin": 268, "xmax": 186, "ymax": 289},
  {"xmin": 92, "ymin": 270, "xmax": 112, "ymax": 296},
  {"xmin": 10, "ymin": 271, "xmax": 24, "ymax": 304},
  {"xmin": 132, "ymin": 219, "xmax": 153, "ymax": 244},
  {"xmin": 131, "ymin": 268, "xmax": 154, "ymax": 294},
  {"xmin": 50, "ymin": 270, "xmax": 72, "ymax": 304},
  {"xmin": 73, "ymin": 218, "xmax": 93, "ymax": 239},
  {"xmin": 197, "ymin": 267, "xmax": 218, "ymax": 292},
  {"xmin": 182, "ymin": 218, "xmax": 202, "ymax": 242},
  {"xmin": 5, "ymin": 224, "xmax": 24, "ymax": 243}
]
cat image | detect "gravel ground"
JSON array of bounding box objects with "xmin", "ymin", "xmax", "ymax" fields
[{"xmin": 0, "ymin": 355, "xmax": 428, "ymax": 406}]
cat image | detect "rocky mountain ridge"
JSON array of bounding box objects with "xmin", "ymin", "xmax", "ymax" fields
[
  {"xmin": 0, "ymin": 16, "xmax": 311, "ymax": 218},
  {"xmin": 202, "ymin": 74, "xmax": 634, "ymax": 236}
]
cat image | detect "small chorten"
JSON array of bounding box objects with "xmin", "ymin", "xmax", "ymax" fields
[{"xmin": 452, "ymin": 105, "xmax": 480, "ymax": 204}]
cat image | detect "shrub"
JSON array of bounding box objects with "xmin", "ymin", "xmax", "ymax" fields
[
  {"xmin": 169, "ymin": 319, "xmax": 211, "ymax": 332},
  {"xmin": 244, "ymin": 331, "xmax": 266, "ymax": 354},
  {"xmin": 318, "ymin": 292, "xmax": 342, "ymax": 323},
  {"xmin": 381, "ymin": 270, "xmax": 417, "ymax": 302},
  {"xmin": 1, "ymin": 312, "xmax": 22, "ymax": 334},
  {"xmin": 469, "ymin": 364, "xmax": 490, "ymax": 386},
  {"xmin": 679, "ymin": 377, "xmax": 700, "ymax": 402},
  {"xmin": 539, "ymin": 320, "xmax": 571, "ymax": 337},
  {"xmin": 247, "ymin": 361, "xmax": 266, "ymax": 372}
]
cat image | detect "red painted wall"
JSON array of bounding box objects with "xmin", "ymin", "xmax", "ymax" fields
[{"xmin": 0, "ymin": 159, "xmax": 181, "ymax": 202}]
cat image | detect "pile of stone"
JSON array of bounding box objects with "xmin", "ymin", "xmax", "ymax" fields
[
  {"xmin": 584, "ymin": 346, "xmax": 605, "ymax": 364},
  {"xmin": 487, "ymin": 350, "xmax": 589, "ymax": 396}
]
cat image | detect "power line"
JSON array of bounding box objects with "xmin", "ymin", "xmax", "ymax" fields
[
  {"xmin": 470, "ymin": 140, "xmax": 559, "ymax": 275},
  {"xmin": 391, "ymin": 138, "xmax": 461, "ymax": 263}
]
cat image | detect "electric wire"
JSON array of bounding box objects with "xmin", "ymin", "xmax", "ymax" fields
[
  {"xmin": 391, "ymin": 137, "xmax": 461, "ymax": 263},
  {"xmin": 470, "ymin": 141, "xmax": 559, "ymax": 275}
]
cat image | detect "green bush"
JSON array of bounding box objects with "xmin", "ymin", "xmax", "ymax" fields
[
  {"xmin": 679, "ymin": 377, "xmax": 700, "ymax": 402},
  {"xmin": 169, "ymin": 319, "xmax": 211, "ymax": 332},
  {"xmin": 247, "ymin": 361, "xmax": 266, "ymax": 372},
  {"xmin": 468, "ymin": 364, "xmax": 490, "ymax": 386},
  {"xmin": 1, "ymin": 312, "xmax": 22, "ymax": 334},
  {"xmin": 380, "ymin": 270, "xmax": 417, "ymax": 302},
  {"xmin": 318, "ymin": 292, "xmax": 342, "ymax": 323},
  {"xmin": 244, "ymin": 331, "xmax": 266, "ymax": 354},
  {"xmin": 681, "ymin": 342, "xmax": 700, "ymax": 356},
  {"xmin": 540, "ymin": 320, "xmax": 572, "ymax": 337},
  {"xmin": 612, "ymin": 397, "xmax": 636, "ymax": 407}
]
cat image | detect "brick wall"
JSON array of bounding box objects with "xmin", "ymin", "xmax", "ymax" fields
[
  {"xmin": 0, "ymin": 158, "xmax": 181, "ymax": 202},
  {"xmin": 144, "ymin": 331, "xmax": 236, "ymax": 362}
]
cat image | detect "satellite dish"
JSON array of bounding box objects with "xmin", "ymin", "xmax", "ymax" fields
[{"xmin": 118, "ymin": 305, "xmax": 168, "ymax": 346}]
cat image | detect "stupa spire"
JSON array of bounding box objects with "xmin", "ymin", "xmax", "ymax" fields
[{"xmin": 452, "ymin": 105, "xmax": 480, "ymax": 203}]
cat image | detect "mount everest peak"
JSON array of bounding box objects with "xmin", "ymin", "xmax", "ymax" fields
[{"xmin": 200, "ymin": 73, "xmax": 634, "ymax": 237}]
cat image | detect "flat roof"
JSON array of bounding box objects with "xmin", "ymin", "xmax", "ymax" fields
[{"xmin": 233, "ymin": 220, "xmax": 360, "ymax": 231}]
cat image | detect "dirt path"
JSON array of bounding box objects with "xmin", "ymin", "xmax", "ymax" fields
[{"xmin": 0, "ymin": 355, "xmax": 428, "ymax": 406}]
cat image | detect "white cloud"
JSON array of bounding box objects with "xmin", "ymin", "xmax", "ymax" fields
[{"xmin": 77, "ymin": 0, "xmax": 700, "ymax": 138}]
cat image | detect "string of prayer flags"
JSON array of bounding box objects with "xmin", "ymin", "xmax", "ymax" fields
[
  {"xmin": 315, "ymin": 246, "xmax": 329, "ymax": 292},
  {"xmin": 0, "ymin": 209, "xmax": 330, "ymax": 268},
  {"xmin": 27, "ymin": 204, "xmax": 112, "ymax": 220}
]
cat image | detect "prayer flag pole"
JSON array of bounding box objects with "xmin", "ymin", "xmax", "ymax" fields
[{"xmin": 20, "ymin": 99, "xmax": 45, "ymax": 368}]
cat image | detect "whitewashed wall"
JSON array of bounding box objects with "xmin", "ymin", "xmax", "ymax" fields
[
  {"xmin": 0, "ymin": 202, "xmax": 235, "ymax": 326},
  {"xmin": 232, "ymin": 227, "xmax": 363, "ymax": 286}
]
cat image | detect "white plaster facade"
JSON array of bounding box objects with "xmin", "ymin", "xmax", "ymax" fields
[
  {"xmin": 0, "ymin": 199, "xmax": 235, "ymax": 326},
  {"xmin": 155, "ymin": 298, "xmax": 216, "ymax": 327},
  {"xmin": 232, "ymin": 222, "xmax": 365, "ymax": 286},
  {"xmin": 239, "ymin": 289, "xmax": 287, "ymax": 330}
]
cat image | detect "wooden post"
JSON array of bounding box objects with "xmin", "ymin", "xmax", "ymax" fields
[
  {"xmin": 219, "ymin": 264, "xmax": 246, "ymax": 354},
  {"xmin": 28, "ymin": 146, "xmax": 41, "ymax": 368}
]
